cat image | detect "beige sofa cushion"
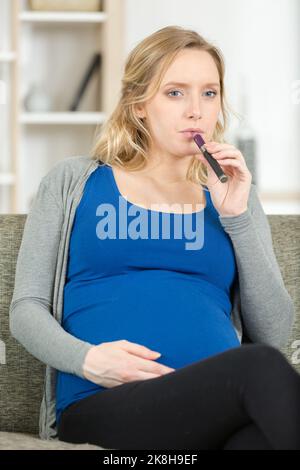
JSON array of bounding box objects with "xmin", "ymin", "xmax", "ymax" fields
[{"xmin": 0, "ymin": 432, "xmax": 104, "ymax": 450}]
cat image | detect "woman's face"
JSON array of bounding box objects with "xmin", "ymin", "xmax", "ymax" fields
[{"xmin": 136, "ymin": 48, "xmax": 222, "ymax": 161}]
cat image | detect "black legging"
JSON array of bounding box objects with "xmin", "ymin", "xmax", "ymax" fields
[{"xmin": 57, "ymin": 344, "xmax": 300, "ymax": 450}]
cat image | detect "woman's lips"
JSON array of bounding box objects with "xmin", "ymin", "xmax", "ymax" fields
[{"xmin": 181, "ymin": 131, "xmax": 205, "ymax": 138}]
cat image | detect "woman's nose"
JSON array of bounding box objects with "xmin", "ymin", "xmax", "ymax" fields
[
  {"xmin": 186, "ymin": 97, "xmax": 203, "ymax": 119},
  {"xmin": 187, "ymin": 109, "xmax": 202, "ymax": 120}
]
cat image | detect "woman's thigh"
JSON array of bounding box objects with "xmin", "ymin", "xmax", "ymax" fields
[
  {"xmin": 222, "ymin": 423, "xmax": 273, "ymax": 450},
  {"xmin": 57, "ymin": 343, "xmax": 297, "ymax": 450}
]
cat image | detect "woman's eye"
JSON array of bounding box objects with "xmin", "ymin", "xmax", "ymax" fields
[
  {"xmin": 167, "ymin": 90, "xmax": 218, "ymax": 98},
  {"xmin": 205, "ymin": 90, "xmax": 217, "ymax": 98},
  {"xmin": 167, "ymin": 90, "xmax": 182, "ymax": 97}
]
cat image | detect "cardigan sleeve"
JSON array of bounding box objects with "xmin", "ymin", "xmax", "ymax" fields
[
  {"xmin": 218, "ymin": 183, "xmax": 295, "ymax": 349},
  {"xmin": 9, "ymin": 177, "xmax": 94, "ymax": 378}
]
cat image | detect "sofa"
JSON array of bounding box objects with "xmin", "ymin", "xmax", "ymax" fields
[{"xmin": 0, "ymin": 213, "xmax": 299, "ymax": 450}]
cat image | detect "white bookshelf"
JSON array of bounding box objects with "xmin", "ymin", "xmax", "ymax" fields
[
  {"xmin": 0, "ymin": 0, "xmax": 124, "ymax": 214},
  {"xmin": 258, "ymin": 190, "xmax": 300, "ymax": 215},
  {"xmin": 19, "ymin": 11, "xmax": 107, "ymax": 23},
  {"xmin": 0, "ymin": 52, "xmax": 17, "ymax": 62},
  {"xmin": 20, "ymin": 111, "xmax": 106, "ymax": 125},
  {"xmin": 0, "ymin": 173, "xmax": 16, "ymax": 185}
]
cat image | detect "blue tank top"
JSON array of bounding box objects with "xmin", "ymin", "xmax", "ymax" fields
[{"xmin": 56, "ymin": 163, "xmax": 241, "ymax": 425}]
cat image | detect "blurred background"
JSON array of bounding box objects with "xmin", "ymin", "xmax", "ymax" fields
[{"xmin": 0, "ymin": 0, "xmax": 299, "ymax": 214}]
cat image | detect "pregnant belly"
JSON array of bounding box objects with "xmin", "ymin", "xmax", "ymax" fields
[{"xmin": 63, "ymin": 270, "xmax": 241, "ymax": 369}]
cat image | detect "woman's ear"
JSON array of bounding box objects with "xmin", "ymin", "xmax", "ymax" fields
[{"xmin": 134, "ymin": 104, "xmax": 146, "ymax": 120}]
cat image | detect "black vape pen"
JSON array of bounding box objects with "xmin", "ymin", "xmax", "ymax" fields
[{"xmin": 193, "ymin": 134, "xmax": 228, "ymax": 183}]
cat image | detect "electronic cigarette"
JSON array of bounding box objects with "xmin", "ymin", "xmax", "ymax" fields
[{"xmin": 193, "ymin": 134, "xmax": 228, "ymax": 183}]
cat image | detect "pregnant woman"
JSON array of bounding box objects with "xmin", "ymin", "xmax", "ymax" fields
[{"xmin": 9, "ymin": 26, "xmax": 299, "ymax": 450}]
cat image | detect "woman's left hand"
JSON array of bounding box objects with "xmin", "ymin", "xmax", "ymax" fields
[{"xmin": 196, "ymin": 141, "xmax": 252, "ymax": 217}]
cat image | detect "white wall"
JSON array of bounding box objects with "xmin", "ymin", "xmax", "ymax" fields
[{"xmin": 124, "ymin": 0, "xmax": 300, "ymax": 198}]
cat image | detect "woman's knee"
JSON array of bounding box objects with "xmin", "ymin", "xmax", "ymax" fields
[
  {"xmin": 238, "ymin": 343, "xmax": 291, "ymax": 381},
  {"xmin": 222, "ymin": 423, "xmax": 273, "ymax": 450},
  {"xmin": 241, "ymin": 343, "xmax": 284, "ymax": 362}
]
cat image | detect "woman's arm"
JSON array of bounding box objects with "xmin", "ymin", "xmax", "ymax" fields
[
  {"xmin": 9, "ymin": 176, "xmax": 93, "ymax": 378},
  {"xmin": 219, "ymin": 183, "xmax": 295, "ymax": 349}
]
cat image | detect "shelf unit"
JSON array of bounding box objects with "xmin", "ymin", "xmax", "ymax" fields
[
  {"xmin": 19, "ymin": 11, "xmax": 107, "ymax": 23},
  {"xmin": 0, "ymin": 0, "xmax": 124, "ymax": 214},
  {"xmin": 1, "ymin": 1, "xmax": 299, "ymax": 215},
  {"xmin": 0, "ymin": 52, "xmax": 17, "ymax": 61},
  {"xmin": 19, "ymin": 111, "xmax": 106, "ymax": 125}
]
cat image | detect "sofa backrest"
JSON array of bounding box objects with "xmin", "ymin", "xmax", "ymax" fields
[
  {"xmin": 0, "ymin": 215, "xmax": 45, "ymax": 435},
  {"xmin": 0, "ymin": 214, "xmax": 299, "ymax": 434}
]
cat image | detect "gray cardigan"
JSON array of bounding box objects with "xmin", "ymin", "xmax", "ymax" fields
[{"xmin": 9, "ymin": 155, "xmax": 295, "ymax": 441}]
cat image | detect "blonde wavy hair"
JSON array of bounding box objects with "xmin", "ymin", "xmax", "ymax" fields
[{"xmin": 90, "ymin": 25, "xmax": 239, "ymax": 185}]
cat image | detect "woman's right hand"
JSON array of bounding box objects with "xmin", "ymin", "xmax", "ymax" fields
[{"xmin": 82, "ymin": 339, "xmax": 175, "ymax": 388}]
